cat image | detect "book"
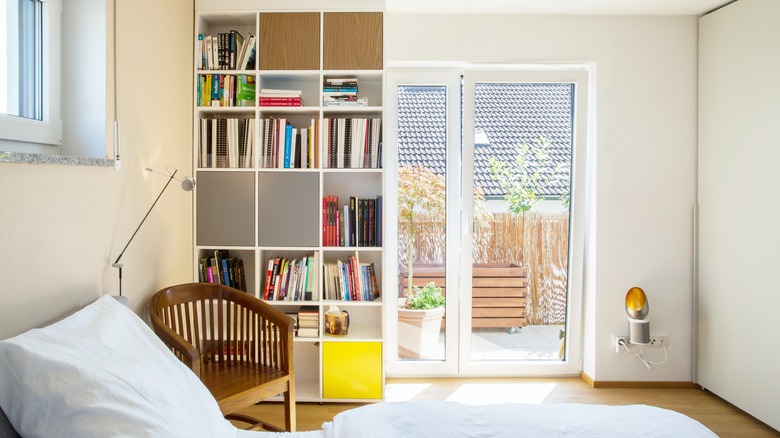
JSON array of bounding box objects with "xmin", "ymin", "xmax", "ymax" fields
[
  {"xmin": 229, "ymin": 30, "xmax": 244, "ymax": 70},
  {"xmin": 259, "ymin": 89, "xmax": 302, "ymax": 97},
  {"xmin": 296, "ymin": 327, "xmax": 319, "ymax": 338},
  {"xmin": 236, "ymin": 75, "xmax": 255, "ymax": 107},
  {"xmin": 238, "ymin": 34, "xmax": 255, "ymax": 69},
  {"xmin": 283, "ymin": 123, "xmax": 293, "ymax": 168}
]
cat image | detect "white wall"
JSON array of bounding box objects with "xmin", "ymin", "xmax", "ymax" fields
[
  {"xmin": 0, "ymin": 0, "xmax": 194, "ymax": 339},
  {"xmin": 386, "ymin": 14, "xmax": 698, "ymax": 381},
  {"xmin": 698, "ymin": 0, "xmax": 780, "ymax": 430}
]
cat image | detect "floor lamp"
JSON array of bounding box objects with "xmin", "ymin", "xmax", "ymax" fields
[{"xmin": 112, "ymin": 166, "xmax": 195, "ymax": 298}]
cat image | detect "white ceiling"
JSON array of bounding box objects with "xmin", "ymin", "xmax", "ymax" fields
[{"xmin": 386, "ymin": 0, "xmax": 734, "ymax": 15}]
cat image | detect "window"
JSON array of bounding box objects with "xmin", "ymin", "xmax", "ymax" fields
[{"xmin": 0, "ymin": 0, "xmax": 61, "ymax": 147}]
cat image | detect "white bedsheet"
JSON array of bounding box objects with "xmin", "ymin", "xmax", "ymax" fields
[{"xmin": 237, "ymin": 401, "xmax": 717, "ymax": 438}]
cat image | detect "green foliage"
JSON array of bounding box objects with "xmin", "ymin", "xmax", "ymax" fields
[
  {"xmin": 403, "ymin": 282, "xmax": 445, "ymax": 310},
  {"xmin": 488, "ymin": 136, "xmax": 569, "ymax": 213}
]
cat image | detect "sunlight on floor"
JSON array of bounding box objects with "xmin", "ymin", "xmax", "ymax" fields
[
  {"xmin": 446, "ymin": 383, "xmax": 557, "ymax": 405},
  {"xmin": 384, "ymin": 382, "xmax": 557, "ymax": 404},
  {"xmin": 384, "ymin": 383, "xmax": 432, "ymax": 402}
]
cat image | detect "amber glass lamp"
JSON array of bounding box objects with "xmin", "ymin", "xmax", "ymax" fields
[{"xmin": 625, "ymin": 286, "xmax": 650, "ymax": 344}]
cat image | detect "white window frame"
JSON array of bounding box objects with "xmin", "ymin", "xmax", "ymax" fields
[{"xmin": 0, "ymin": 0, "xmax": 62, "ymax": 148}]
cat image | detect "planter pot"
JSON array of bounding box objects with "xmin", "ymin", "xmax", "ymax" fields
[{"xmin": 398, "ymin": 304, "xmax": 445, "ymax": 359}]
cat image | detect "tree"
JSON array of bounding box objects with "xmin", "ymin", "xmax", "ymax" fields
[
  {"xmin": 397, "ymin": 165, "xmax": 446, "ymax": 299},
  {"xmin": 488, "ymin": 136, "xmax": 568, "ymax": 212}
]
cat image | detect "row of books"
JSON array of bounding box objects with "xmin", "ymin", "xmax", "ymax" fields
[
  {"xmin": 323, "ymin": 195, "xmax": 382, "ymax": 247},
  {"xmin": 263, "ymin": 254, "xmax": 319, "ymax": 301},
  {"xmin": 322, "ymin": 77, "xmax": 367, "ymax": 107},
  {"xmin": 324, "ymin": 117, "xmax": 382, "ymax": 169},
  {"xmin": 199, "ymin": 117, "xmax": 255, "ymax": 168},
  {"xmin": 259, "ymin": 117, "xmax": 320, "ymax": 169},
  {"xmin": 322, "ymin": 256, "xmax": 380, "ymax": 302},
  {"xmin": 198, "ymin": 249, "xmax": 247, "ymax": 292},
  {"xmin": 259, "ymin": 88, "xmax": 303, "ymax": 107},
  {"xmin": 196, "ymin": 30, "xmax": 255, "ymax": 71},
  {"xmin": 294, "ymin": 307, "xmax": 319, "ymax": 338},
  {"xmin": 197, "ymin": 74, "xmax": 256, "ymax": 107}
]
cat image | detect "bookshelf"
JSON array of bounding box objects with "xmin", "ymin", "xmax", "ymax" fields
[{"xmin": 193, "ymin": 7, "xmax": 384, "ymax": 403}]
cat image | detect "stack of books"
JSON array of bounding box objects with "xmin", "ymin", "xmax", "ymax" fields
[
  {"xmin": 197, "ymin": 74, "xmax": 255, "ymax": 107},
  {"xmin": 198, "ymin": 249, "xmax": 247, "ymax": 292},
  {"xmin": 259, "ymin": 88, "xmax": 303, "ymax": 107},
  {"xmin": 263, "ymin": 253, "xmax": 319, "ymax": 301},
  {"xmin": 199, "ymin": 117, "xmax": 255, "ymax": 168},
  {"xmin": 323, "ymin": 117, "xmax": 382, "ymax": 168},
  {"xmin": 323, "ymin": 77, "xmax": 367, "ymax": 107},
  {"xmin": 196, "ymin": 30, "xmax": 256, "ymax": 71},
  {"xmin": 297, "ymin": 307, "xmax": 320, "ymax": 338},
  {"xmin": 259, "ymin": 117, "xmax": 319, "ymax": 169},
  {"xmin": 322, "ymin": 256, "xmax": 380, "ymax": 302},
  {"xmin": 322, "ymin": 195, "xmax": 382, "ymax": 248}
]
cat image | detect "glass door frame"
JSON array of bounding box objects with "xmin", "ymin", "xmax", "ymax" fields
[
  {"xmin": 384, "ymin": 65, "xmax": 592, "ymax": 377},
  {"xmin": 459, "ymin": 67, "xmax": 590, "ymax": 376},
  {"xmin": 384, "ymin": 69, "xmax": 463, "ymax": 376}
]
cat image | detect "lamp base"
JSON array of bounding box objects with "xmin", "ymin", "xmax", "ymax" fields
[{"xmin": 628, "ymin": 317, "xmax": 650, "ymax": 344}]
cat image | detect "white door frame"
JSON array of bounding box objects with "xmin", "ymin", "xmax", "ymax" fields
[
  {"xmin": 384, "ymin": 64, "xmax": 592, "ymax": 377},
  {"xmin": 459, "ymin": 67, "xmax": 590, "ymax": 376},
  {"xmin": 385, "ymin": 69, "xmax": 462, "ymax": 376}
]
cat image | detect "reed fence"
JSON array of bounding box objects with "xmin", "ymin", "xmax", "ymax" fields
[{"xmin": 398, "ymin": 212, "xmax": 569, "ymax": 325}]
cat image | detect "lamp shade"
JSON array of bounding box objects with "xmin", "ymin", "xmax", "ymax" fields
[{"xmin": 625, "ymin": 286, "xmax": 649, "ymax": 320}]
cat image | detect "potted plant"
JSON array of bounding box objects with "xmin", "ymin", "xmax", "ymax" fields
[{"xmin": 398, "ymin": 282, "xmax": 446, "ymax": 359}]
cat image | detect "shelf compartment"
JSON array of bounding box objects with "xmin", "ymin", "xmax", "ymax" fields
[
  {"xmin": 257, "ymin": 172, "xmax": 320, "ymax": 247},
  {"xmin": 258, "ymin": 249, "xmax": 320, "ymax": 302},
  {"xmin": 195, "ymin": 248, "xmax": 255, "ymax": 295},
  {"xmin": 322, "ymin": 341, "xmax": 382, "ymax": 400},
  {"xmin": 196, "ymin": 171, "xmax": 255, "ymax": 247},
  {"xmin": 323, "ymin": 12, "xmax": 383, "ymax": 71},
  {"xmin": 259, "ymin": 13, "xmax": 320, "ymax": 70}
]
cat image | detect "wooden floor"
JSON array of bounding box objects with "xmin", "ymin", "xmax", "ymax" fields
[{"xmin": 236, "ymin": 377, "xmax": 780, "ymax": 437}]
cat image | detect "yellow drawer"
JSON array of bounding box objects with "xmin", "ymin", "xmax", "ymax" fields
[{"xmin": 322, "ymin": 341, "xmax": 382, "ymax": 400}]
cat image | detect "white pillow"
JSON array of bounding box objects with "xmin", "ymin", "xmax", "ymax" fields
[{"xmin": 0, "ymin": 295, "xmax": 237, "ymax": 438}]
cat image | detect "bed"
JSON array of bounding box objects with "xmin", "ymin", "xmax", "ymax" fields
[{"xmin": 0, "ymin": 296, "xmax": 716, "ymax": 438}]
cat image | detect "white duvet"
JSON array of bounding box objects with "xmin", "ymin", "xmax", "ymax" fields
[
  {"xmin": 238, "ymin": 400, "xmax": 717, "ymax": 438},
  {"xmin": 0, "ymin": 296, "xmax": 717, "ymax": 438}
]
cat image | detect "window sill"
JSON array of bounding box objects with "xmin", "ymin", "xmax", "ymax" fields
[{"xmin": 0, "ymin": 151, "xmax": 115, "ymax": 167}]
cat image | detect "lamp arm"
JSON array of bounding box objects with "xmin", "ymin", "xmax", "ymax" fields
[{"xmin": 113, "ymin": 169, "xmax": 177, "ymax": 266}]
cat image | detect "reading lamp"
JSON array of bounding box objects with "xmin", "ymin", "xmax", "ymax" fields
[
  {"xmin": 625, "ymin": 286, "xmax": 650, "ymax": 344},
  {"xmin": 112, "ymin": 166, "xmax": 196, "ymax": 297}
]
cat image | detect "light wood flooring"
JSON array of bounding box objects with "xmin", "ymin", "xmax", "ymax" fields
[{"xmin": 236, "ymin": 377, "xmax": 780, "ymax": 437}]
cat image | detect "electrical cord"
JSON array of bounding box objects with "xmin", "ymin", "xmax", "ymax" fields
[{"xmin": 618, "ymin": 339, "xmax": 668, "ymax": 370}]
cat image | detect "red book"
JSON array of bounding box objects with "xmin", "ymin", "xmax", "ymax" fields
[
  {"xmin": 350, "ymin": 256, "xmax": 361, "ymax": 301},
  {"xmin": 263, "ymin": 259, "xmax": 273, "ymax": 300},
  {"xmin": 322, "ymin": 197, "xmax": 327, "ymax": 246}
]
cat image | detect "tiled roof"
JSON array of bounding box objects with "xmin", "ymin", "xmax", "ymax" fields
[{"xmin": 397, "ymin": 83, "xmax": 573, "ymax": 197}]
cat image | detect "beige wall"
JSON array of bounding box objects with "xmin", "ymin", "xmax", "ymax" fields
[
  {"xmin": 386, "ymin": 14, "xmax": 699, "ymax": 382},
  {"xmin": 0, "ymin": 0, "xmax": 194, "ymax": 339}
]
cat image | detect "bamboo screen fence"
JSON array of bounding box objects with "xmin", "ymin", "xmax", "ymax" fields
[{"xmin": 398, "ymin": 212, "xmax": 569, "ymax": 325}]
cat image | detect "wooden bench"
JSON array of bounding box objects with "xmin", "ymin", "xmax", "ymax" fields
[{"xmin": 399, "ymin": 263, "xmax": 528, "ymax": 330}]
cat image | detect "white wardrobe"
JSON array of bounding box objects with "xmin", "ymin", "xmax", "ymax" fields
[{"xmin": 698, "ymin": 0, "xmax": 780, "ymax": 431}]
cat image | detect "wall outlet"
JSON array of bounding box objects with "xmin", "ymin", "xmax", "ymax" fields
[
  {"xmin": 648, "ymin": 335, "xmax": 669, "ymax": 347},
  {"xmin": 613, "ymin": 334, "xmax": 669, "ymax": 352}
]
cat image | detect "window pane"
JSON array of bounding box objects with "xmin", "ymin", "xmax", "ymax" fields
[
  {"xmin": 471, "ymin": 82, "xmax": 574, "ymax": 361},
  {"xmin": 397, "ymin": 85, "xmax": 448, "ymax": 361},
  {"xmin": 1, "ymin": 0, "xmax": 43, "ymax": 120}
]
